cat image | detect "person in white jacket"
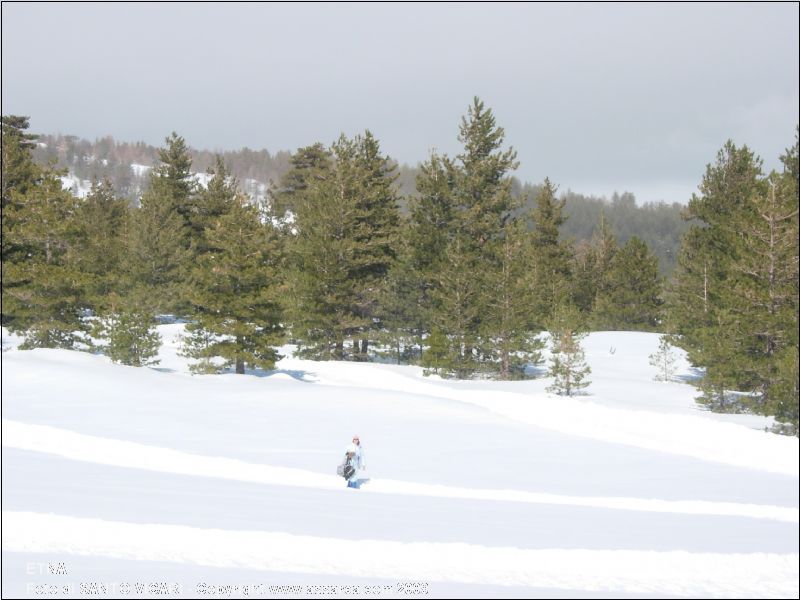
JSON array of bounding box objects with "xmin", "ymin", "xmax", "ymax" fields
[
  {"xmin": 346, "ymin": 435, "xmax": 366, "ymax": 489},
  {"xmin": 352, "ymin": 435, "xmax": 366, "ymax": 473}
]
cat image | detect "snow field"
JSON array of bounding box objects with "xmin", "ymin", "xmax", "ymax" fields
[
  {"xmin": 4, "ymin": 511, "xmax": 798, "ymax": 598},
  {"xmin": 2, "ymin": 326, "xmax": 798, "ymax": 597}
]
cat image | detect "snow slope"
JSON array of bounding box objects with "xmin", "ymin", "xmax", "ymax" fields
[{"xmin": 2, "ymin": 326, "xmax": 798, "ymax": 598}]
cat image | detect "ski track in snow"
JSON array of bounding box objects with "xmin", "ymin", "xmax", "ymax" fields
[
  {"xmin": 279, "ymin": 357, "xmax": 799, "ymax": 477},
  {"xmin": 3, "ymin": 511, "xmax": 798, "ymax": 599},
  {"xmin": 3, "ymin": 419, "xmax": 797, "ymax": 524}
]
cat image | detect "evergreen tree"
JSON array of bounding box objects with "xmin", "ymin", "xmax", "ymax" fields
[
  {"xmin": 192, "ymin": 155, "xmax": 238, "ymax": 243},
  {"xmin": 590, "ymin": 210, "xmax": 619, "ymax": 310},
  {"xmin": 420, "ymin": 326, "xmax": 450, "ymax": 375},
  {"xmin": 68, "ymin": 179, "xmax": 164, "ymax": 367},
  {"xmin": 184, "ymin": 196, "xmax": 284, "ymax": 374},
  {"xmin": 546, "ymin": 303, "xmax": 591, "ymax": 396},
  {"xmin": 727, "ymin": 171, "xmax": 798, "ymax": 411},
  {"xmin": 73, "ymin": 179, "xmax": 129, "ymax": 313},
  {"xmin": 284, "ymin": 133, "xmax": 400, "ymax": 360},
  {"xmin": 668, "ymin": 141, "xmax": 764, "ymax": 406},
  {"xmin": 594, "ymin": 236, "xmax": 663, "ymax": 331},
  {"xmin": 768, "ymin": 345, "xmax": 798, "ymax": 430},
  {"xmin": 269, "ymin": 143, "xmax": 331, "ymax": 219},
  {"xmin": 149, "ymin": 132, "xmax": 197, "ymax": 231},
  {"xmin": 2, "ymin": 115, "xmax": 40, "ymax": 212},
  {"xmin": 2, "ymin": 116, "xmax": 87, "ymax": 348},
  {"xmin": 407, "ymin": 152, "xmax": 457, "ymax": 349},
  {"xmin": 780, "ymin": 127, "xmax": 798, "ymax": 196},
  {"xmin": 530, "ymin": 178, "xmax": 572, "ymax": 326},
  {"xmin": 420, "ymin": 97, "xmax": 521, "ymax": 377},
  {"xmin": 649, "ymin": 335, "xmax": 678, "ymax": 382},
  {"xmin": 377, "ymin": 233, "xmax": 426, "ymax": 364},
  {"xmin": 348, "ymin": 131, "xmax": 401, "ymax": 357},
  {"xmin": 284, "ymin": 145, "xmax": 357, "ymax": 359},
  {"xmin": 128, "ymin": 133, "xmax": 197, "ymax": 315},
  {"xmin": 667, "ymin": 136, "xmax": 799, "ymax": 426},
  {"xmin": 481, "ymin": 214, "xmax": 544, "ymax": 379},
  {"xmin": 127, "ymin": 185, "xmax": 188, "ymax": 315},
  {"xmin": 427, "ymin": 234, "xmax": 481, "ymax": 377},
  {"xmin": 96, "ymin": 311, "xmax": 161, "ymax": 367},
  {"xmin": 2, "ymin": 115, "xmax": 43, "ymax": 326},
  {"xmin": 569, "ymin": 211, "xmax": 619, "ymax": 318},
  {"xmin": 569, "ymin": 239, "xmax": 597, "ymax": 315},
  {"xmin": 769, "ymin": 129, "xmax": 800, "ymax": 428}
]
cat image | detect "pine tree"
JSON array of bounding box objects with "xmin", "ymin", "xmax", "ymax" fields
[
  {"xmin": 73, "ymin": 179, "xmax": 129, "ymax": 313},
  {"xmin": 529, "ymin": 178, "xmax": 572, "ymax": 326},
  {"xmin": 421, "ymin": 326, "xmax": 450, "ymax": 375},
  {"xmin": 96, "ymin": 311, "xmax": 161, "ymax": 367},
  {"xmin": 594, "ymin": 236, "xmax": 663, "ymax": 331},
  {"xmin": 667, "ymin": 137, "xmax": 799, "ymax": 424},
  {"xmin": 428, "ymin": 234, "xmax": 482, "ymax": 377},
  {"xmin": 570, "ymin": 239, "xmax": 597, "ymax": 315},
  {"xmin": 377, "ymin": 234, "xmax": 426, "ymax": 364},
  {"xmin": 422, "ymin": 97, "xmax": 521, "ymax": 377},
  {"xmin": 589, "ymin": 210, "xmax": 618, "ymax": 312},
  {"xmin": 668, "ymin": 142, "xmax": 763, "ymax": 403},
  {"xmin": 66, "ymin": 179, "xmax": 165, "ymax": 366},
  {"xmin": 727, "ymin": 171, "xmax": 798, "ymax": 411},
  {"xmin": 2, "ymin": 115, "xmax": 43, "ymax": 326},
  {"xmin": 285, "ymin": 144, "xmax": 358, "ymax": 359},
  {"xmin": 149, "ymin": 132, "xmax": 197, "ymax": 231},
  {"xmin": 127, "ymin": 185, "xmax": 188, "ymax": 315},
  {"xmin": 649, "ymin": 335, "xmax": 678, "ymax": 382},
  {"xmin": 2, "ymin": 117, "xmax": 88, "ymax": 348},
  {"xmin": 184, "ymin": 196, "xmax": 284, "ymax": 374},
  {"xmin": 546, "ymin": 303, "xmax": 591, "ymax": 396},
  {"xmin": 269, "ymin": 143, "xmax": 331, "ymax": 220},
  {"xmin": 481, "ymin": 214, "xmax": 544, "ymax": 379},
  {"xmin": 284, "ymin": 133, "xmax": 400, "ymax": 361},
  {"xmin": 2, "ymin": 115, "xmax": 40, "ymax": 212},
  {"xmin": 768, "ymin": 345, "xmax": 798, "ymax": 430},
  {"xmin": 192, "ymin": 155, "xmax": 238, "ymax": 243},
  {"xmin": 348, "ymin": 131, "xmax": 401, "ymax": 357},
  {"xmin": 128, "ymin": 133, "xmax": 197, "ymax": 315},
  {"xmin": 408, "ymin": 152, "xmax": 457, "ymax": 356},
  {"xmin": 769, "ymin": 129, "xmax": 800, "ymax": 429}
]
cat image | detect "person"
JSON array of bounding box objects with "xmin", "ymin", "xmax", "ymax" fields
[
  {"xmin": 344, "ymin": 445, "xmax": 359, "ymax": 489},
  {"xmin": 352, "ymin": 435, "xmax": 366, "ymax": 476}
]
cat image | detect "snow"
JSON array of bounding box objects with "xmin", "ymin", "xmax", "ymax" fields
[
  {"xmin": 4, "ymin": 512, "xmax": 796, "ymax": 598},
  {"xmin": 192, "ymin": 171, "xmax": 214, "ymax": 189},
  {"xmin": 59, "ymin": 174, "xmax": 91, "ymax": 198},
  {"xmin": 60, "ymin": 163, "xmax": 269, "ymax": 204},
  {"xmin": 130, "ymin": 163, "xmax": 152, "ymax": 177},
  {"xmin": 2, "ymin": 326, "xmax": 798, "ymax": 598}
]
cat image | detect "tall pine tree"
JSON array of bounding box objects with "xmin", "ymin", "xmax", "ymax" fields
[
  {"xmin": 2, "ymin": 116, "xmax": 87, "ymax": 347},
  {"xmin": 184, "ymin": 187, "xmax": 284, "ymax": 374},
  {"xmin": 127, "ymin": 133, "xmax": 195, "ymax": 315},
  {"xmin": 419, "ymin": 97, "xmax": 523, "ymax": 377},
  {"xmin": 529, "ymin": 178, "xmax": 572, "ymax": 327}
]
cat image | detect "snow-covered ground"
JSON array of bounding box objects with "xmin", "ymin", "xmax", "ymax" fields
[
  {"xmin": 60, "ymin": 165, "xmax": 268, "ymax": 204},
  {"xmin": 2, "ymin": 326, "xmax": 798, "ymax": 598},
  {"xmin": 59, "ymin": 174, "xmax": 92, "ymax": 199}
]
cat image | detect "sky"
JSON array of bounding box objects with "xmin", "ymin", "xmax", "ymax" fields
[{"xmin": 2, "ymin": 3, "xmax": 798, "ymax": 204}]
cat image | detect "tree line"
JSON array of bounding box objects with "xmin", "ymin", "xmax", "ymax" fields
[
  {"xmin": 2, "ymin": 100, "xmax": 797, "ymax": 430},
  {"xmin": 32, "ymin": 131, "xmax": 688, "ymax": 274}
]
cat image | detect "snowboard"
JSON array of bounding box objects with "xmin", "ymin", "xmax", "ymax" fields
[{"xmin": 337, "ymin": 463, "xmax": 355, "ymax": 479}]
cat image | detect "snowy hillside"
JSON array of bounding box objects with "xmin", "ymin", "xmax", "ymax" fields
[
  {"xmin": 2, "ymin": 326, "xmax": 798, "ymax": 598},
  {"xmin": 59, "ymin": 163, "xmax": 269, "ymax": 204}
]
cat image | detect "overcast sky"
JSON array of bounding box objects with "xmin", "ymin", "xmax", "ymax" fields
[{"xmin": 2, "ymin": 3, "xmax": 798, "ymax": 203}]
